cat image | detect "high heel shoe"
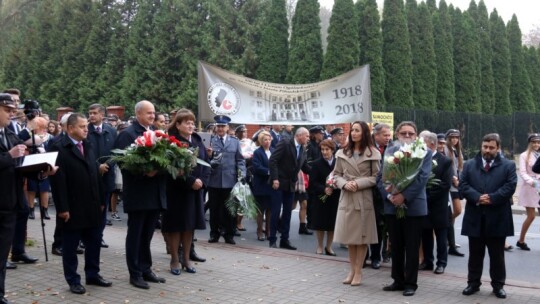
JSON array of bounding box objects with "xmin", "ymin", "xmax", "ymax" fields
[
  {"xmin": 181, "ymin": 259, "xmax": 196, "ymax": 273},
  {"xmin": 170, "ymin": 268, "xmax": 181, "ymax": 275},
  {"xmin": 342, "ymin": 272, "xmax": 354, "ymax": 284},
  {"xmin": 325, "ymin": 248, "xmax": 336, "ymax": 256}
]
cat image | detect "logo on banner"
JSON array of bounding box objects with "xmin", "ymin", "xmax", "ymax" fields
[{"xmin": 207, "ymin": 82, "xmax": 241, "ymax": 115}]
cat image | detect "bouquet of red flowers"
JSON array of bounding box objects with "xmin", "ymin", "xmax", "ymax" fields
[
  {"xmin": 111, "ymin": 130, "xmax": 207, "ymax": 179},
  {"xmin": 319, "ymin": 172, "xmax": 337, "ymax": 203}
]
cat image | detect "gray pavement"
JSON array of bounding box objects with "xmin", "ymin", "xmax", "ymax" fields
[{"xmin": 5, "ymin": 209, "xmax": 540, "ymax": 304}]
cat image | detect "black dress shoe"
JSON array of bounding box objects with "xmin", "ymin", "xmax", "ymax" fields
[
  {"xmin": 462, "ymin": 285, "xmax": 480, "ymax": 295},
  {"xmin": 224, "ymin": 237, "xmax": 236, "ymax": 245},
  {"xmin": 142, "ymin": 272, "xmax": 166, "ymax": 283},
  {"xmin": 11, "ymin": 253, "xmax": 38, "ymax": 264},
  {"xmin": 101, "ymin": 240, "xmax": 109, "ymax": 248},
  {"xmin": 86, "ymin": 275, "xmax": 112, "ymax": 287},
  {"xmin": 448, "ymin": 248, "xmax": 465, "ymax": 257},
  {"xmin": 434, "ymin": 266, "xmax": 445, "ymax": 274},
  {"xmin": 269, "ymin": 241, "xmax": 277, "ymax": 248},
  {"xmin": 325, "ymin": 248, "xmax": 337, "ymax": 256},
  {"xmin": 69, "ymin": 283, "xmax": 86, "ymax": 294},
  {"xmin": 130, "ymin": 277, "xmax": 150, "ymax": 289},
  {"xmin": 6, "ymin": 261, "xmax": 17, "ymax": 269},
  {"xmin": 208, "ymin": 236, "xmax": 219, "ymax": 243},
  {"xmin": 516, "ymin": 241, "xmax": 531, "ymax": 251},
  {"xmin": 279, "ymin": 240, "xmax": 297, "ymax": 250},
  {"xmin": 371, "ymin": 260, "xmax": 381, "ymax": 269},
  {"xmin": 189, "ymin": 251, "xmax": 206, "ymax": 263},
  {"xmin": 418, "ymin": 263, "xmax": 433, "ymax": 271},
  {"xmin": 383, "ymin": 282, "xmax": 405, "ymax": 291},
  {"xmin": 493, "ymin": 288, "xmax": 506, "ymax": 299},
  {"xmin": 52, "ymin": 247, "xmax": 63, "ymax": 256},
  {"xmin": 403, "ymin": 288, "xmax": 415, "ymax": 296}
]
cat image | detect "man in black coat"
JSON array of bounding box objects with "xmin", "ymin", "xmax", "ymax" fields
[
  {"xmin": 269, "ymin": 127, "xmax": 311, "ymax": 250},
  {"xmin": 87, "ymin": 104, "xmax": 117, "ymax": 248},
  {"xmin": 114, "ymin": 100, "xmax": 167, "ymax": 289},
  {"xmin": 419, "ymin": 131, "xmax": 452, "ymax": 275},
  {"xmin": 459, "ymin": 133, "xmax": 517, "ymax": 299},
  {"xmin": 49, "ymin": 113, "xmax": 112, "ymax": 295},
  {"xmin": 0, "ymin": 93, "xmax": 28, "ymax": 304}
]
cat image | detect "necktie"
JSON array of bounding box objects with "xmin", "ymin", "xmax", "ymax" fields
[
  {"xmin": 77, "ymin": 142, "xmax": 84, "ymax": 157},
  {"xmin": 379, "ymin": 146, "xmax": 384, "ymax": 155},
  {"xmin": 484, "ymin": 161, "xmax": 490, "ymax": 172},
  {"xmin": 0, "ymin": 130, "xmax": 7, "ymax": 148},
  {"xmin": 296, "ymin": 145, "xmax": 301, "ymax": 159},
  {"xmin": 96, "ymin": 126, "xmax": 101, "ymax": 134},
  {"xmin": 220, "ymin": 137, "xmax": 224, "ymax": 146}
]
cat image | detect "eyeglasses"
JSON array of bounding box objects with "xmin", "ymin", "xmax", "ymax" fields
[{"xmin": 399, "ymin": 131, "xmax": 416, "ymax": 137}]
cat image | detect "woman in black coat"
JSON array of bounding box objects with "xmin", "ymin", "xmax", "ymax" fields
[
  {"xmin": 308, "ymin": 139, "xmax": 340, "ymax": 255},
  {"xmin": 162, "ymin": 110, "xmax": 210, "ymax": 275}
]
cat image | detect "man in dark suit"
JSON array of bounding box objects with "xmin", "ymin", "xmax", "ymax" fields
[
  {"xmin": 206, "ymin": 115, "xmax": 246, "ymax": 245},
  {"xmin": 87, "ymin": 104, "xmax": 117, "ymax": 248},
  {"xmin": 459, "ymin": 133, "xmax": 517, "ymax": 299},
  {"xmin": 419, "ymin": 131, "xmax": 452, "ymax": 275},
  {"xmin": 114, "ymin": 100, "xmax": 167, "ymax": 289},
  {"xmin": 48, "ymin": 113, "xmax": 112, "ymax": 295},
  {"xmin": 377, "ymin": 121, "xmax": 432, "ymax": 297},
  {"xmin": 269, "ymin": 127, "xmax": 311, "ymax": 250},
  {"xmin": 0, "ymin": 93, "xmax": 28, "ymax": 304}
]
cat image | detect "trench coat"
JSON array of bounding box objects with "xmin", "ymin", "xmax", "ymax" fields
[
  {"xmin": 517, "ymin": 151, "xmax": 540, "ymax": 208},
  {"xmin": 333, "ymin": 148, "xmax": 380, "ymax": 245}
]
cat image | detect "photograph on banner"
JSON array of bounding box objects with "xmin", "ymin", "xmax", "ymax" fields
[{"xmin": 198, "ymin": 61, "xmax": 372, "ymax": 125}]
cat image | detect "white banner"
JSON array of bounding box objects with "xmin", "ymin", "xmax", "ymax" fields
[{"xmin": 198, "ymin": 61, "xmax": 371, "ymax": 125}]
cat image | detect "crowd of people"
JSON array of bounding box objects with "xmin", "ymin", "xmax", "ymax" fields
[{"xmin": 1, "ymin": 90, "xmax": 539, "ymax": 303}]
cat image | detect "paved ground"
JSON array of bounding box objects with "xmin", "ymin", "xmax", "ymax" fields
[{"xmin": 5, "ymin": 212, "xmax": 540, "ymax": 304}]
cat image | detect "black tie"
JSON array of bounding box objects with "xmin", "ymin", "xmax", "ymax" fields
[
  {"xmin": 220, "ymin": 137, "xmax": 224, "ymax": 146},
  {"xmin": 0, "ymin": 130, "xmax": 7, "ymax": 148}
]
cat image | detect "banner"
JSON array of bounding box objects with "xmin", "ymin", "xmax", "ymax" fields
[
  {"xmin": 372, "ymin": 111, "xmax": 394, "ymax": 129},
  {"xmin": 198, "ymin": 61, "xmax": 371, "ymax": 125}
]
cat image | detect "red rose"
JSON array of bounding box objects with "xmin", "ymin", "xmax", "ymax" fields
[{"xmin": 393, "ymin": 157, "xmax": 400, "ymax": 164}]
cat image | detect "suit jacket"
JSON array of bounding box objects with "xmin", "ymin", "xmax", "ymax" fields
[
  {"xmin": 251, "ymin": 146, "xmax": 274, "ymax": 196},
  {"xmin": 459, "ymin": 153, "xmax": 516, "ymax": 237},
  {"xmin": 0, "ymin": 128, "xmax": 25, "ymax": 212},
  {"xmin": 376, "ymin": 144, "xmax": 432, "ymax": 217},
  {"xmin": 114, "ymin": 120, "xmax": 166, "ymax": 212},
  {"xmin": 48, "ymin": 135, "xmax": 103, "ymax": 230},
  {"xmin": 425, "ymin": 152, "xmax": 452, "ymax": 229},
  {"xmin": 207, "ymin": 135, "xmax": 246, "ymax": 189},
  {"xmin": 87, "ymin": 123, "xmax": 117, "ymax": 193},
  {"xmin": 269, "ymin": 138, "xmax": 311, "ymax": 192}
]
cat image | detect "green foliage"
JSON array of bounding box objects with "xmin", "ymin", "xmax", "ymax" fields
[
  {"xmin": 489, "ymin": 10, "xmax": 512, "ymax": 115},
  {"xmin": 524, "ymin": 46, "xmax": 540, "ymax": 111},
  {"xmin": 286, "ymin": 0, "xmax": 323, "ymax": 84},
  {"xmin": 320, "ymin": 0, "xmax": 359, "ymax": 80},
  {"xmin": 382, "ymin": 0, "xmax": 413, "ymax": 107},
  {"xmin": 357, "ymin": 0, "xmax": 385, "ymax": 108},
  {"xmin": 507, "ymin": 15, "xmax": 535, "ymax": 112},
  {"xmin": 433, "ymin": 0, "xmax": 455, "ymax": 111}
]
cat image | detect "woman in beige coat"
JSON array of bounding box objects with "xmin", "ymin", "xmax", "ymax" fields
[{"xmin": 333, "ymin": 121, "xmax": 381, "ymax": 286}]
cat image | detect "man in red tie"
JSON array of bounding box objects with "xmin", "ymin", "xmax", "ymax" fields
[{"xmin": 459, "ymin": 133, "xmax": 517, "ymax": 299}]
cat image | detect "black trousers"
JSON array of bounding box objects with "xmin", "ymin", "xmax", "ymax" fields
[
  {"xmin": 52, "ymin": 214, "xmax": 64, "ymax": 249},
  {"xmin": 467, "ymin": 236, "xmax": 506, "ymax": 289},
  {"xmin": 421, "ymin": 227, "xmax": 448, "ymax": 267},
  {"xmin": 387, "ymin": 215, "xmax": 423, "ymax": 290},
  {"xmin": 11, "ymin": 207, "xmax": 29, "ymax": 255},
  {"xmin": 208, "ymin": 187, "xmax": 234, "ymax": 239},
  {"xmin": 0, "ymin": 212, "xmax": 16, "ymax": 298},
  {"xmin": 126, "ymin": 210, "xmax": 160, "ymax": 278},
  {"xmin": 62, "ymin": 226, "xmax": 101, "ymax": 285}
]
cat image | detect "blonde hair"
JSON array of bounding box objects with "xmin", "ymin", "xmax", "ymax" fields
[{"xmin": 256, "ymin": 130, "xmax": 272, "ymax": 147}]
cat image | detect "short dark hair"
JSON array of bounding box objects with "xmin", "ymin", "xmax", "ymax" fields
[
  {"xmin": 482, "ymin": 133, "xmax": 500, "ymax": 147},
  {"xmin": 319, "ymin": 139, "xmax": 336, "ymax": 152},
  {"xmin": 88, "ymin": 103, "xmax": 106, "ymax": 114},
  {"xmin": 67, "ymin": 113, "xmax": 87, "ymax": 127},
  {"xmin": 395, "ymin": 121, "xmax": 417, "ymax": 134},
  {"xmin": 3, "ymin": 88, "xmax": 21, "ymax": 95},
  {"xmin": 373, "ymin": 123, "xmax": 390, "ymax": 134}
]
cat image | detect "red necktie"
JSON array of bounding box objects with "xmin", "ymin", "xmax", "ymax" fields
[
  {"xmin": 484, "ymin": 162, "xmax": 490, "ymax": 172},
  {"xmin": 379, "ymin": 146, "xmax": 384, "ymax": 155},
  {"xmin": 77, "ymin": 142, "xmax": 84, "ymax": 157}
]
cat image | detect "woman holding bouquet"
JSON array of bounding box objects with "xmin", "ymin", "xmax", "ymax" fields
[
  {"xmin": 333, "ymin": 121, "xmax": 380, "ymax": 286},
  {"xmin": 309, "ymin": 139, "xmax": 341, "ymax": 255},
  {"xmin": 162, "ymin": 109, "xmax": 210, "ymax": 275}
]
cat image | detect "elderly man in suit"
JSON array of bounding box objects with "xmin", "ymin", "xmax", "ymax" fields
[
  {"xmin": 419, "ymin": 131, "xmax": 452, "ymax": 275},
  {"xmin": 207, "ymin": 115, "xmax": 246, "ymax": 245},
  {"xmin": 269, "ymin": 127, "xmax": 311, "ymax": 250},
  {"xmin": 377, "ymin": 121, "xmax": 432, "ymax": 297},
  {"xmin": 48, "ymin": 113, "xmax": 112, "ymax": 295},
  {"xmin": 114, "ymin": 100, "xmax": 167, "ymax": 289},
  {"xmin": 459, "ymin": 133, "xmax": 517, "ymax": 299}
]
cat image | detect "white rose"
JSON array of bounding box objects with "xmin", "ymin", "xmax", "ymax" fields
[
  {"xmin": 386, "ymin": 156, "xmax": 395, "ymax": 164},
  {"xmin": 394, "ymin": 151, "xmax": 404, "ymax": 159}
]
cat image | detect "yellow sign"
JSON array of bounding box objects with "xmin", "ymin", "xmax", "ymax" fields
[{"xmin": 372, "ymin": 111, "xmax": 394, "ymax": 129}]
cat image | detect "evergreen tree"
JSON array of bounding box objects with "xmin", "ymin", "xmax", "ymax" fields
[
  {"xmin": 382, "ymin": 0, "xmax": 413, "ymax": 108},
  {"xmin": 524, "ymin": 46, "xmax": 540, "ymax": 111},
  {"xmin": 452, "ymin": 10, "xmax": 481, "ymax": 112},
  {"xmin": 470, "ymin": 0, "xmax": 495, "ymax": 114},
  {"xmin": 432, "ymin": 0, "xmax": 455, "ymax": 111},
  {"xmin": 408, "ymin": 1, "xmax": 436, "ymax": 109},
  {"xmin": 286, "ymin": 0, "xmax": 323, "ymax": 84},
  {"xmin": 507, "ymin": 15, "xmax": 534, "ymax": 112},
  {"xmin": 489, "ymin": 10, "xmax": 512, "ymax": 114},
  {"xmin": 426, "ymin": 0, "xmax": 436, "ymax": 12},
  {"xmin": 256, "ymin": 0, "xmax": 289, "ymax": 82},
  {"xmin": 357, "ymin": 0, "xmax": 385, "ymax": 108},
  {"xmin": 320, "ymin": 0, "xmax": 359, "ymax": 80}
]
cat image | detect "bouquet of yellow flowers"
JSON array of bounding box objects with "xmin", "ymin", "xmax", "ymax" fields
[{"xmin": 111, "ymin": 130, "xmax": 207, "ymax": 179}]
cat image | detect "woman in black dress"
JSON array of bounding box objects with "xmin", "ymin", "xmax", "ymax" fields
[
  {"xmin": 309, "ymin": 139, "xmax": 340, "ymax": 255},
  {"xmin": 162, "ymin": 109, "xmax": 210, "ymax": 275}
]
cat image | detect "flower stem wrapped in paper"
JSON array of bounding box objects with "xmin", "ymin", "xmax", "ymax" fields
[
  {"xmin": 382, "ymin": 138, "xmax": 429, "ymax": 218},
  {"xmin": 319, "ymin": 172, "xmax": 337, "ymax": 203},
  {"xmin": 225, "ymin": 169, "xmax": 259, "ymax": 219},
  {"xmin": 111, "ymin": 130, "xmax": 209, "ymax": 179}
]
